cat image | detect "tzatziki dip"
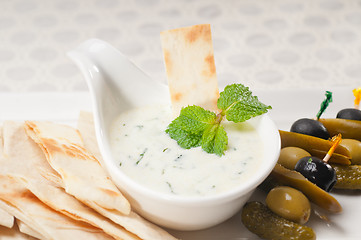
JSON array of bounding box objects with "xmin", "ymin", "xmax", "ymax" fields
[{"xmin": 109, "ymin": 105, "xmax": 263, "ymax": 197}]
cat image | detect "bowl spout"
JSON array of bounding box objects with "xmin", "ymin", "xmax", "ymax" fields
[
  {"xmin": 67, "ymin": 39, "xmax": 170, "ymax": 162},
  {"xmin": 68, "ymin": 39, "xmax": 169, "ymax": 113}
]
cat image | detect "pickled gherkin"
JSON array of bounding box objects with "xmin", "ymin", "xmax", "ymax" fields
[
  {"xmin": 279, "ymin": 130, "xmax": 351, "ymax": 165},
  {"xmin": 242, "ymin": 201, "xmax": 316, "ymax": 240},
  {"xmin": 332, "ymin": 164, "xmax": 361, "ymax": 189},
  {"xmin": 319, "ymin": 118, "xmax": 361, "ymax": 141}
]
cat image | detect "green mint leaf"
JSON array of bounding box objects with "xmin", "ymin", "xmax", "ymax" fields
[
  {"xmin": 166, "ymin": 106, "xmax": 216, "ymax": 149},
  {"xmin": 201, "ymin": 124, "xmax": 218, "ymax": 154},
  {"xmin": 213, "ymin": 125, "xmax": 228, "ymax": 156},
  {"xmin": 166, "ymin": 126, "xmax": 202, "ymax": 149},
  {"xmin": 177, "ymin": 105, "xmax": 217, "ymax": 133},
  {"xmin": 217, "ymin": 83, "xmax": 272, "ymax": 123},
  {"xmin": 201, "ymin": 124, "xmax": 227, "ymax": 156}
]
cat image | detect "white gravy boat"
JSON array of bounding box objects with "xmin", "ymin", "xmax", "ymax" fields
[{"xmin": 68, "ymin": 39, "xmax": 280, "ymax": 231}]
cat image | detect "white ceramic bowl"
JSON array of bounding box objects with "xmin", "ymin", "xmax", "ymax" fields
[{"xmin": 68, "ymin": 39, "xmax": 281, "ymax": 231}]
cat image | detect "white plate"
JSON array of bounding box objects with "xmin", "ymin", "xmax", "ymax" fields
[{"xmin": 0, "ymin": 87, "xmax": 359, "ymax": 240}]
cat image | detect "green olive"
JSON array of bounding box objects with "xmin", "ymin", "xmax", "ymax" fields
[
  {"xmin": 266, "ymin": 186, "xmax": 311, "ymax": 224},
  {"xmin": 270, "ymin": 164, "xmax": 342, "ymax": 213},
  {"xmin": 278, "ymin": 147, "xmax": 311, "ymax": 170},
  {"xmin": 340, "ymin": 139, "xmax": 361, "ymax": 165}
]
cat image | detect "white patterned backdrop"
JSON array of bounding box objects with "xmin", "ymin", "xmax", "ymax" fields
[{"xmin": 1, "ymin": 0, "xmax": 361, "ymax": 92}]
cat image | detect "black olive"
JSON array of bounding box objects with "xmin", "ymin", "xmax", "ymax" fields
[
  {"xmin": 294, "ymin": 156, "xmax": 337, "ymax": 192},
  {"xmin": 336, "ymin": 108, "xmax": 361, "ymax": 121},
  {"xmin": 290, "ymin": 118, "xmax": 330, "ymax": 140}
]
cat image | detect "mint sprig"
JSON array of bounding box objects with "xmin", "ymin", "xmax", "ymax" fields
[
  {"xmin": 166, "ymin": 83, "xmax": 271, "ymax": 156},
  {"xmin": 218, "ymin": 84, "xmax": 271, "ymax": 122}
]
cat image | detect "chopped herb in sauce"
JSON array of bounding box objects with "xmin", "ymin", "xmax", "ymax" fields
[
  {"xmin": 163, "ymin": 148, "xmax": 169, "ymax": 152},
  {"xmin": 136, "ymin": 125, "xmax": 144, "ymax": 129},
  {"xmin": 166, "ymin": 182, "xmax": 175, "ymax": 194},
  {"xmin": 136, "ymin": 148, "xmax": 148, "ymax": 165},
  {"xmin": 172, "ymin": 165, "xmax": 184, "ymax": 169},
  {"xmin": 175, "ymin": 154, "xmax": 183, "ymax": 161}
]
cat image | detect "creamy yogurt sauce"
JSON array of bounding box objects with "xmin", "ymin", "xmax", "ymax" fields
[{"xmin": 109, "ymin": 105, "xmax": 263, "ymax": 197}]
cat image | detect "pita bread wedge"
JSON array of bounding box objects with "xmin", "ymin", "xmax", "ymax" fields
[
  {"xmin": 0, "ymin": 126, "xmax": 15, "ymax": 229},
  {"xmin": 1, "ymin": 121, "xmax": 140, "ymax": 240},
  {"xmin": 16, "ymin": 219, "xmax": 44, "ymax": 239},
  {"xmin": 160, "ymin": 24, "xmax": 220, "ymax": 116},
  {"xmin": 24, "ymin": 121, "xmax": 131, "ymax": 216},
  {"xmin": 26, "ymin": 120, "xmax": 178, "ymax": 240},
  {"xmin": 0, "ymin": 207, "xmax": 14, "ymax": 228},
  {"xmin": 23, "ymin": 178, "xmax": 140, "ymax": 240},
  {"xmin": 0, "ymin": 179, "xmax": 50, "ymax": 239},
  {"xmin": 0, "ymin": 222, "xmax": 37, "ymax": 240},
  {"xmin": 77, "ymin": 111, "xmax": 104, "ymax": 165},
  {"xmin": 0, "ymin": 175, "xmax": 113, "ymax": 240},
  {"xmin": 78, "ymin": 112, "xmax": 179, "ymax": 240}
]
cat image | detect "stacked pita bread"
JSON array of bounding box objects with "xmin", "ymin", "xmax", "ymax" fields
[{"xmin": 0, "ymin": 118, "xmax": 177, "ymax": 240}]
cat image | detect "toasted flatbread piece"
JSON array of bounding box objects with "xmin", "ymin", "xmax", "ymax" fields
[
  {"xmin": 0, "ymin": 126, "xmax": 15, "ymax": 229},
  {"xmin": 77, "ymin": 111, "xmax": 104, "ymax": 165},
  {"xmin": 16, "ymin": 219, "xmax": 44, "ymax": 240},
  {"xmin": 24, "ymin": 121, "xmax": 131, "ymax": 216},
  {"xmin": 0, "ymin": 222, "xmax": 38, "ymax": 240},
  {"xmin": 23, "ymin": 178, "xmax": 139, "ymax": 240},
  {"xmin": 77, "ymin": 112, "xmax": 179, "ymax": 240},
  {"xmin": 161, "ymin": 24, "xmax": 220, "ymax": 116},
  {"xmin": 1, "ymin": 121, "xmax": 139, "ymax": 240},
  {"xmin": 0, "ymin": 175, "xmax": 113, "ymax": 240},
  {"xmin": 0, "ymin": 180, "xmax": 50, "ymax": 239},
  {"xmin": 0, "ymin": 207, "xmax": 14, "ymax": 228}
]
